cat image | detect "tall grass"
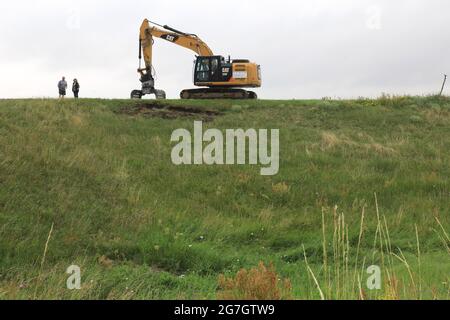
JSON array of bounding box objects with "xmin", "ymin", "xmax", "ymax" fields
[
  {"xmin": 303, "ymin": 195, "xmax": 449, "ymax": 300},
  {"xmin": 219, "ymin": 198, "xmax": 449, "ymax": 300}
]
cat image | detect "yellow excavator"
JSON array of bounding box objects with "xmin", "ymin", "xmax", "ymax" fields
[{"xmin": 131, "ymin": 19, "xmax": 261, "ymax": 100}]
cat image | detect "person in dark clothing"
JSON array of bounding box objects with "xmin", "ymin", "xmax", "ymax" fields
[{"xmin": 72, "ymin": 79, "xmax": 80, "ymax": 98}]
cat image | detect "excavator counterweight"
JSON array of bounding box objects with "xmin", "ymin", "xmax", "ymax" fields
[{"xmin": 131, "ymin": 19, "xmax": 261, "ymax": 100}]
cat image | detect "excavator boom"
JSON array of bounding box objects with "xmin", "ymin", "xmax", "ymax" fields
[{"xmin": 139, "ymin": 19, "xmax": 213, "ymax": 71}]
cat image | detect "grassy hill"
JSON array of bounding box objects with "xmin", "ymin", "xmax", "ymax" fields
[{"xmin": 0, "ymin": 96, "xmax": 449, "ymax": 299}]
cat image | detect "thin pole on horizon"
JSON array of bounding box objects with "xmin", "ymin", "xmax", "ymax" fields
[{"xmin": 439, "ymin": 74, "xmax": 447, "ymax": 96}]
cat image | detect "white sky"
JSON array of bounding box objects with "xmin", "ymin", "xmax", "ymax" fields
[{"xmin": 0, "ymin": 0, "xmax": 449, "ymax": 99}]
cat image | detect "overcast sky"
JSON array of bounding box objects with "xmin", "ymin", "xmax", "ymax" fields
[{"xmin": 0, "ymin": 0, "xmax": 449, "ymax": 99}]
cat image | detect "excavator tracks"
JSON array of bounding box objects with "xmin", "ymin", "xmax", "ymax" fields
[
  {"xmin": 180, "ymin": 88, "xmax": 257, "ymax": 100},
  {"xmin": 130, "ymin": 89, "xmax": 166, "ymax": 100}
]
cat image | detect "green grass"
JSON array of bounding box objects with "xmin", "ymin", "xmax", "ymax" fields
[{"xmin": 0, "ymin": 96, "xmax": 449, "ymax": 299}]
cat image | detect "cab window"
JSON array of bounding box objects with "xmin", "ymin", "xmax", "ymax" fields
[{"xmin": 196, "ymin": 58, "xmax": 210, "ymax": 82}]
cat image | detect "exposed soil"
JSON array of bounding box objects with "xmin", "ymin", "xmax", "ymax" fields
[{"xmin": 117, "ymin": 102, "xmax": 222, "ymax": 122}]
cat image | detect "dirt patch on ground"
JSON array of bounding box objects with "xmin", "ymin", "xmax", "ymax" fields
[{"xmin": 117, "ymin": 102, "xmax": 222, "ymax": 122}]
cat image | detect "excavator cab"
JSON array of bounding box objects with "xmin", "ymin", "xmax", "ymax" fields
[
  {"xmin": 183, "ymin": 55, "xmax": 260, "ymax": 99},
  {"xmin": 194, "ymin": 56, "xmax": 261, "ymax": 87},
  {"xmin": 194, "ymin": 56, "xmax": 232, "ymax": 84}
]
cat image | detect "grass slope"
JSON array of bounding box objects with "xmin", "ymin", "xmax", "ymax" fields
[{"xmin": 0, "ymin": 96, "xmax": 449, "ymax": 299}]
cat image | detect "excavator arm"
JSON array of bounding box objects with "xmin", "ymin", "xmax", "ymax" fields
[{"xmin": 139, "ymin": 19, "xmax": 213, "ymax": 72}]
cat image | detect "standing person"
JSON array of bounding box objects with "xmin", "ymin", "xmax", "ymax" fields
[
  {"xmin": 58, "ymin": 77, "xmax": 68, "ymax": 100},
  {"xmin": 72, "ymin": 79, "xmax": 80, "ymax": 99}
]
